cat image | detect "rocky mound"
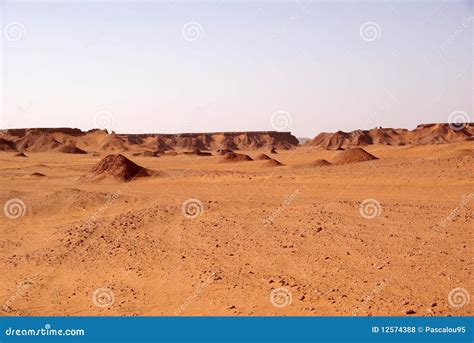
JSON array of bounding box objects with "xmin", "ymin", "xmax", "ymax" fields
[
  {"xmin": 14, "ymin": 152, "xmax": 27, "ymax": 157},
  {"xmin": 163, "ymin": 151, "xmax": 178, "ymax": 156},
  {"xmin": 89, "ymin": 154, "xmax": 153, "ymax": 181},
  {"xmin": 311, "ymin": 159, "xmax": 332, "ymax": 166},
  {"xmin": 58, "ymin": 143, "xmax": 87, "ymax": 154},
  {"xmin": 263, "ymin": 158, "xmax": 285, "ymax": 167},
  {"xmin": 143, "ymin": 150, "xmax": 160, "ymax": 157},
  {"xmin": 132, "ymin": 150, "xmax": 160, "ymax": 157},
  {"xmin": 0, "ymin": 138, "xmax": 17, "ymax": 151},
  {"xmin": 220, "ymin": 152, "xmax": 253, "ymax": 162},
  {"xmin": 31, "ymin": 172, "xmax": 46, "ymax": 177},
  {"xmin": 255, "ymin": 153, "xmax": 271, "ymax": 160},
  {"xmin": 183, "ymin": 149, "xmax": 212, "ymax": 156},
  {"xmin": 332, "ymin": 148, "xmax": 378, "ymax": 165},
  {"xmin": 217, "ymin": 149, "xmax": 234, "ymax": 155}
]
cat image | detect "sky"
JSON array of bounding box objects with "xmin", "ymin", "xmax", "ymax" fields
[{"xmin": 0, "ymin": 0, "xmax": 472, "ymax": 137}]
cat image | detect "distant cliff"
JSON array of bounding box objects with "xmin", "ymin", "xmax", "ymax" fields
[
  {"xmin": 0, "ymin": 128, "xmax": 299, "ymax": 152},
  {"xmin": 305, "ymin": 123, "xmax": 474, "ymax": 149}
]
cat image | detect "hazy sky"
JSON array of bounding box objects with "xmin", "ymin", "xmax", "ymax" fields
[{"xmin": 1, "ymin": 0, "xmax": 472, "ymax": 137}]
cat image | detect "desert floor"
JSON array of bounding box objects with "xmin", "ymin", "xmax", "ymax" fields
[{"xmin": 0, "ymin": 142, "xmax": 472, "ymax": 316}]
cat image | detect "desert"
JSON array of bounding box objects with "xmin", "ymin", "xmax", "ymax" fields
[{"xmin": 0, "ymin": 124, "xmax": 472, "ymax": 316}]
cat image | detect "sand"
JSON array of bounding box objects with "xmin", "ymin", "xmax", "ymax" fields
[{"xmin": 0, "ymin": 140, "xmax": 472, "ymax": 316}]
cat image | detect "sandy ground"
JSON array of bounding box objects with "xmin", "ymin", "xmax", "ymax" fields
[{"xmin": 0, "ymin": 142, "xmax": 472, "ymax": 316}]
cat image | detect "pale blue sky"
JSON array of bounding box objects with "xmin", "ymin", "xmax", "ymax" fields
[{"xmin": 1, "ymin": 0, "xmax": 472, "ymax": 137}]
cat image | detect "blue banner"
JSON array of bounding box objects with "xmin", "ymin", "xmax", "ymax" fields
[{"xmin": 0, "ymin": 316, "xmax": 472, "ymax": 343}]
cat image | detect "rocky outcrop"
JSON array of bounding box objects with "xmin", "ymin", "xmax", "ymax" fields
[
  {"xmin": 0, "ymin": 129, "xmax": 299, "ymax": 152},
  {"xmin": 118, "ymin": 131, "xmax": 299, "ymax": 151},
  {"xmin": 305, "ymin": 123, "xmax": 473, "ymax": 149},
  {"xmin": 88, "ymin": 154, "xmax": 154, "ymax": 181}
]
